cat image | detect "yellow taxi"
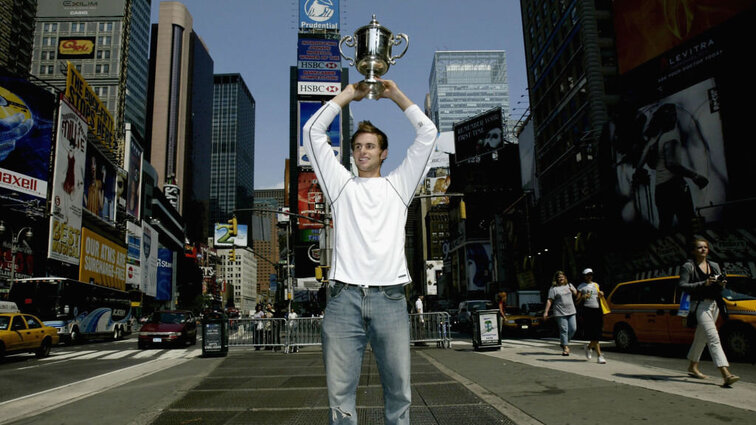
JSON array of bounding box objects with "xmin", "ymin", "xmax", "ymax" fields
[
  {"xmin": 500, "ymin": 306, "xmax": 544, "ymax": 336},
  {"xmin": 0, "ymin": 313, "xmax": 59, "ymax": 359},
  {"xmin": 602, "ymin": 275, "xmax": 756, "ymax": 360}
]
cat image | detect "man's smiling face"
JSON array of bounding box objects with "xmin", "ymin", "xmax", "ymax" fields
[{"xmin": 352, "ymin": 133, "xmax": 387, "ymax": 177}]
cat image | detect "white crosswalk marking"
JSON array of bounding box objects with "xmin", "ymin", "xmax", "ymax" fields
[
  {"xmin": 39, "ymin": 350, "xmax": 96, "ymax": 361},
  {"xmin": 76, "ymin": 350, "xmax": 118, "ymax": 359},
  {"xmin": 158, "ymin": 349, "xmax": 188, "ymax": 359},
  {"xmin": 100, "ymin": 350, "xmax": 140, "ymax": 359},
  {"xmin": 132, "ymin": 349, "xmax": 164, "ymax": 358}
]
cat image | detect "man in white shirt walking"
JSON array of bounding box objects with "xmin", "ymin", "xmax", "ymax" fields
[{"xmin": 303, "ymin": 79, "xmax": 437, "ymax": 425}]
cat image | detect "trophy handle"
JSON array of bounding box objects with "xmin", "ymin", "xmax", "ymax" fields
[
  {"xmin": 339, "ymin": 35, "xmax": 356, "ymax": 66},
  {"xmin": 388, "ymin": 33, "xmax": 409, "ymax": 64}
]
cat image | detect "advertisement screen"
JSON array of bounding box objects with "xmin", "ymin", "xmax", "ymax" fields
[
  {"xmin": 297, "ymin": 38, "xmax": 341, "ymax": 83},
  {"xmin": 0, "ymin": 75, "xmax": 55, "ymax": 201},
  {"xmin": 125, "ymin": 133, "xmax": 142, "ymax": 219},
  {"xmin": 37, "ymin": 0, "xmax": 126, "ymax": 17},
  {"xmin": 82, "ymin": 143, "xmax": 117, "ymax": 223},
  {"xmin": 465, "ymin": 243, "xmax": 492, "ymax": 292},
  {"xmin": 48, "ymin": 97, "xmax": 88, "ymax": 265},
  {"xmin": 65, "ymin": 63, "xmax": 115, "ymax": 155},
  {"xmin": 141, "ymin": 221, "xmax": 158, "ymax": 298},
  {"xmin": 156, "ymin": 247, "xmax": 172, "ymax": 301},
  {"xmin": 453, "ymin": 108, "xmax": 503, "ymax": 163},
  {"xmin": 79, "ymin": 227, "xmax": 126, "ymax": 290},
  {"xmin": 298, "ymin": 101, "xmax": 341, "ymax": 166},
  {"xmin": 298, "ymin": 171, "xmax": 324, "ymax": 230},
  {"xmin": 125, "ymin": 221, "xmax": 141, "ymax": 287},
  {"xmin": 213, "ymin": 223, "xmax": 249, "ymax": 248},
  {"xmin": 57, "ymin": 37, "xmax": 96, "ymax": 59},
  {"xmin": 299, "ymin": 0, "xmax": 339, "ymax": 31}
]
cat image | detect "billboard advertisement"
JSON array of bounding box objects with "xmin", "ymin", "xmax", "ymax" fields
[
  {"xmin": 82, "ymin": 143, "xmax": 117, "ymax": 223},
  {"xmin": 612, "ymin": 0, "xmax": 753, "ymax": 74},
  {"xmin": 124, "ymin": 130, "xmax": 142, "ymax": 219},
  {"xmin": 297, "ymin": 38, "xmax": 341, "ymax": 83},
  {"xmin": 141, "ymin": 221, "xmax": 158, "ymax": 298},
  {"xmin": 0, "ymin": 75, "xmax": 55, "ymax": 201},
  {"xmin": 298, "ymin": 171, "xmax": 324, "ymax": 230},
  {"xmin": 65, "ymin": 62, "xmax": 116, "ymax": 155},
  {"xmin": 48, "ymin": 97, "xmax": 88, "ymax": 265},
  {"xmin": 156, "ymin": 247, "xmax": 172, "ymax": 301},
  {"xmin": 57, "ymin": 37, "xmax": 96, "ymax": 60},
  {"xmin": 37, "ymin": 0, "xmax": 126, "ymax": 17},
  {"xmin": 213, "ymin": 223, "xmax": 249, "ymax": 248},
  {"xmin": 425, "ymin": 175, "xmax": 451, "ymax": 207},
  {"xmin": 298, "ymin": 101, "xmax": 341, "ymax": 166},
  {"xmin": 465, "ymin": 243, "xmax": 492, "ymax": 292},
  {"xmin": 125, "ymin": 221, "xmax": 141, "ymax": 287},
  {"xmin": 453, "ymin": 107, "xmax": 503, "ymax": 163},
  {"xmin": 79, "ymin": 227, "xmax": 126, "ymax": 291},
  {"xmin": 299, "ymin": 0, "xmax": 339, "ymax": 31}
]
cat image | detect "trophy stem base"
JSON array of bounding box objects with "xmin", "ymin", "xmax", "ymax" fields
[{"xmin": 358, "ymin": 80, "xmax": 384, "ymax": 100}]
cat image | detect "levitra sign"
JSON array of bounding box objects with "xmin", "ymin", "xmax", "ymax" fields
[{"xmin": 299, "ymin": 0, "xmax": 339, "ymax": 31}]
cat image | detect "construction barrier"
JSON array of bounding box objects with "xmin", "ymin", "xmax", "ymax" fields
[{"xmin": 226, "ymin": 312, "xmax": 451, "ymax": 352}]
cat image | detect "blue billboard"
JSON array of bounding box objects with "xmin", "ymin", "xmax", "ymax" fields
[
  {"xmin": 156, "ymin": 247, "xmax": 172, "ymax": 301},
  {"xmin": 299, "ymin": 0, "xmax": 339, "ymax": 31}
]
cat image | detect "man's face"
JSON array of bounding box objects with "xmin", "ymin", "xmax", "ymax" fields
[{"xmin": 352, "ymin": 133, "xmax": 387, "ymax": 177}]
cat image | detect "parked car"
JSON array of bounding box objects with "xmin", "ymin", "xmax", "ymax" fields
[
  {"xmin": 455, "ymin": 300, "xmax": 495, "ymax": 332},
  {"xmin": 603, "ymin": 275, "xmax": 756, "ymax": 360},
  {"xmin": 1, "ymin": 313, "xmax": 59, "ymax": 359},
  {"xmin": 137, "ymin": 310, "xmax": 197, "ymax": 349},
  {"xmin": 501, "ymin": 306, "xmax": 544, "ymax": 336}
]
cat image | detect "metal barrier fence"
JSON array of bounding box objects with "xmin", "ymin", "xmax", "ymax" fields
[{"xmin": 227, "ymin": 312, "xmax": 451, "ymax": 352}]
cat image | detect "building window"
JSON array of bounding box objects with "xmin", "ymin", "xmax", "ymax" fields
[
  {"xmin": 42, "ymin": 37, "xmax": 55, "ymax": 47},
  {"xmin": 98, "ymin": 36, "xmax": 111, "ymax": 46},
  {"xmin": 71, "ymin": 22, "xmax": 85, "ymax": 32},
  {"xmin": 99, "ymin": 22, "xmax": 114, "ymax": 32},
  {"xmin": 43, "ymin": 23, "xmax": 58, "ymax": 32},
  {"xmin": 41, "ymin": 51, "xmax": 55, "ymax": 60},
  {"xmin": 95, "ymin": 64, "xmax": 110, "ymax": 74},
  {"xmin": 39, "ymin": 65, "xmax": 54, "ymax": 74},
  {"xmin": 96, "ymin": 50, "xmax": 111, "ymax": 60}
]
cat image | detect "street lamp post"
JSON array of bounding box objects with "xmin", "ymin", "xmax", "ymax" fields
[{"xmin": 0, "ymin": 221, "xmax": 33, "ymax": 289}]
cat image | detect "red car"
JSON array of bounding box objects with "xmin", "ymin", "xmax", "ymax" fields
[{"xmin": 137, "ymin": 310, "xmax": 197, "ymax": 349}]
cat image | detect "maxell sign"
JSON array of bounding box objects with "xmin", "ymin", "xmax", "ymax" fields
[{"xmin": 299, "ymin": 0, "xmax": 339, "ymax": 31}]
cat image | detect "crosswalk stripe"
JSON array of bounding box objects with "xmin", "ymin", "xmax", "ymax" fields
[
  {"xmin": 132, "ymin": 349, "xmax": 164, "ymax": 358},
  {"xmin": 158, "ymin": 349, "xmax": 188, "ymax": 359},
  {"xmin": 40, "ymin": 350, "xmax": 97, "ymax": 361},
  {"xmin": 76, "ymin": 350, "xmax": 118, "ymax": 359},
  {"xmin": 100, "ymin": 350, "xmax": 140, "ymax": 359}
]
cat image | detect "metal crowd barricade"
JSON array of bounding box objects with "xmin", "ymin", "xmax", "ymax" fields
[
  {"xmin": 285, "ymin": 317, "xmax": 323, "ymax": 353},
  {"xmin": 228, "ymin": 317, "xmax": 287, "ymax": 351},
  {"xmin": 410, "ymin": 312, "xmax": 451, "ymax": 348}
]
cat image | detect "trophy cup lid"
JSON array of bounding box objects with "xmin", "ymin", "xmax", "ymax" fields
[{"xmin": 356, "ymin": 14, "xmax": 384, "ymax": 32}]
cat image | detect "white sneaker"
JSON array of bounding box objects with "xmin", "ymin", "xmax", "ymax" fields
[
  {"xmin": 584, "ymin": 344, "xmax": 592, "ymax": 360},
  {"xmin": 597, "ymin": 355, "xmax": 606, "ymax": 364}
]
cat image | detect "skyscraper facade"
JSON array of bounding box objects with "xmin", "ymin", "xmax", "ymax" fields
[
  {"xmin": 30, "ymin": 0, "xmax": 152, "ymax": 145},
  {"xmin": 0, "ymin": 0, "xmax": 37, "ymax": 76},
  {"xmin": 429, "ymin": 51, "xmax": 510, "ymax": 133},
  {"xmin": 209, "ymin": 73, "xmax": 255, "ymax": 236}
]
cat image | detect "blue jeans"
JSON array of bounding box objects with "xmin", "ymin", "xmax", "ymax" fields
[
  {"xmin": 555, "ymin": 314, "xmax": 577, "ymax": 347},
  {"xmin": 322, "ymin": 282, "xmax": 411, "ymax": 425}
]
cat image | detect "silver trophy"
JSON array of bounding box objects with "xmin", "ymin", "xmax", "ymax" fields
[{"xmin": 339, "ymin": 15, "xmax": 409, "ymax": 99}]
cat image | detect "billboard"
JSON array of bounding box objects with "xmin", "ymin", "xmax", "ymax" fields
[
  {"xmin": 65, "ymin": 62, "xmax": 116, "ymax": 155},
  {"xmin": 36, "ymin": 0, "xmax": 126, "ymax": 17},
  {"xmin": 79, "ymin": 227, "xmax": 126, "ymax": 291},
  {"xmin": 82, "ymin": 143, "xmax": 117, "ymax": 223},
  {"xmin": 0, "ymin": 75, "xmax": 55, "ymax": 201},
  {"xmin": 48, "ymin": 97, "xmax": 88, "ymax": 265},
  {"xmin": 297, "ymin": 38, "xmax": 341, "ymax": 83},
  {"xmin": 465, "ymin": 243, "xmax": 492, "ymax": 292},
  {"xmin": 299, "ymin": 0, "xmax": 339, "ymax": 31},
  {"xmin": 57, "ymin": 37, "xmax": 96, "ymax": 59},
  {"xmin": 425, "ymin": 175, "xmax": 451, "ymax": 207},
  {"xmin": 298, "ymin": 171, "xmax": 324, "ymax": 230},
  {"xmin": 298, "ymin": 101, "xmax": 341, "ymax": 166},
  {"xmin": 124, "ymin": 129, "xmax": 142, "ymax": 219},
  {"xmin": 213, "ymin": 223, "xmax": 249, "ymax": 248},
  {"xmin": 453, "ymin": 107, "xmax": 504, "ymax": 163},
  {"xmin": 125, "ymin": 221, "xmax": 141, "ymax": 287},
  {"xmin": 156, "ymin": 247, "xmax": 172, "ymax": 301},
  {"xmin": 297, "ymin": 81, "xmax": 341, "ymax": 96},
  {"xmin": 141, "ymin": 221, "xmax": 158, "ymax": 298}
]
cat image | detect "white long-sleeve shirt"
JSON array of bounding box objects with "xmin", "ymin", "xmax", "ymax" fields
[{"xmin": 303, "ymin": 101, "xmax": 437, "ymax": 286}]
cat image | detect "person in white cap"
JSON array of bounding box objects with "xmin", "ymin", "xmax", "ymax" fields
[{"xmin": 577, "ymin": 268, "xmax": 606, "ymax": 363}]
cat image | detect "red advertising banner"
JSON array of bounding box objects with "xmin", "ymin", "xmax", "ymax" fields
[{"xmin": 297, "ymin": 171, "xmax": 324, "ymax": 230}]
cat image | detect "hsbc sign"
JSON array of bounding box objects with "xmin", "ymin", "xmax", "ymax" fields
[
  {"xmin": 298, "ymin": 61, "xmax": 339, "ymax": 70},
  {"xmin": 298, "ymin": 82, "xmax": 341, "ymax": 95}
]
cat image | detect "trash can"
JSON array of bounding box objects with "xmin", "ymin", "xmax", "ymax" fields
[
  {"xmin": 471, "ymin": 309, "xmax": 501, "ymax": 351},
  {"xmin": 202, "ymin": 311, "xmax": 228, "ymax": 357}
]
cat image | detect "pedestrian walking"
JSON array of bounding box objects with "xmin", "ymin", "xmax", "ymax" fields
[
  {"xmin": 576, "ymin": 268, "xmax": 606, "ymax": 364},
  {"xmin": 414, "ymin": 295, "xmax": 427, "ymax": 346},
  {"xmin": 679, "ymin": 238, "xmax": 739, "ymax": 387},
  {"xmin": 497, "ymin": 292, "xmax": 507, "ymax": 333},
  {"xmin": 543, "ymin": 270, "xmax": 578, "ymax": 355},
  {"xmin": 303, "ymin": 78, "xmax": 437, "ymax": 425},
  {"xmin": 252, "ymin": 304, "xmax": 265, "ymax": 350}
]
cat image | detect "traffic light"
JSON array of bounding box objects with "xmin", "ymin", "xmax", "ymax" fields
[
  {"xmin": 228, "ymin": 249, "xmax": 236, "ymax": 262},
  {"xmin": 228, "ymin": 216, "xmax": 238, "ymax": 236}
]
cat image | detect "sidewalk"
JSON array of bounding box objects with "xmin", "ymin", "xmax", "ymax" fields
[{"xmin": 146, "ymin": 339, "xmax": 755, "ymax": 425}]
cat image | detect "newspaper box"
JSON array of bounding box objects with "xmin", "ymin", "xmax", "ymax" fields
[{"xmin": 472, "ymin": 309, "xmax": 501, "ymax": 351}]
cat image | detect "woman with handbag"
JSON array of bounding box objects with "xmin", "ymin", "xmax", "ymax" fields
[
  {"xmin": 577, "ymin": 268, "xmax": 607, "ymax": 364},
  {"xmin": 543, "ymin": 270, "xmax": 578, "ymax": 356},
  {"xmin": 678, "ymin": 238, "xmax": 739, "ymax": 386}
]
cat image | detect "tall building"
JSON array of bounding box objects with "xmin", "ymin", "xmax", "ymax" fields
[
  {"xmin": 31, "ymin": 0, "xmax": 152, "ymax": 145},
  {"xmin": 428, "ymin": 51, "xmax": 511, "ymax": 133},
  {"xmin": 0, "ymin": 0, "xmax": 37, "ymax": 76},
  {"xmin": 209, "ymin": 73, "xmax": 255, "ymax": 236},
  {"xmin": 146, "ymin": 1, "xmax": 213, "ymax": 243},
  {"xmin": 217, "ymin": 247, "xmax": 257, "ymax": 315},
  {"xmin": 252, "ymin": 189, "xmax": 285, "ymax": 302}
]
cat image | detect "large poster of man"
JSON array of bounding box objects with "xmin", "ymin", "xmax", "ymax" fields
[
  {"xmin": 612, "ymin": 78, "xmax": 727, "ymax": 233},
  {"xmin": 48, "ymin": 97, "xmax": 87, "ymax": 265},
  {"xmin": 141, "ymin": 221, "xmax": 158, "ymax": 298},
  {"xmin": 0, "ymin": 75, "xmax": 55, "ymax": 201}
]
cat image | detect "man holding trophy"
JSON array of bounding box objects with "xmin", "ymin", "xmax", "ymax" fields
[{"xmin": 303, "ymin": 76, "xmax": 437, "ymax": 424}]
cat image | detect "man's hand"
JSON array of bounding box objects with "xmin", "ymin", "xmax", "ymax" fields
[
  {"xmin": 378, "ymin": 79, "xmax": 412, "ymax": 111},
  {"xmin": 331, "ymin": 83, "xmax": 370, "ymax": 108}
]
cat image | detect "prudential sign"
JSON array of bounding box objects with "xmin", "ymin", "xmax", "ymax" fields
[{"xmin": 299, "ymin": 0, "xmax": 339, "ymax": 31}]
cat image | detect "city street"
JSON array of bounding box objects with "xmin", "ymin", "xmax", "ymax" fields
[{"xmin": 1, "ymin": 333, "xmax": 754, "ymax": 424}]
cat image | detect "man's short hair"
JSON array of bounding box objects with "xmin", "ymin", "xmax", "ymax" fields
[{"xmin": 351, "ymin": 120, "xmax": 388, "ymax": 150}]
